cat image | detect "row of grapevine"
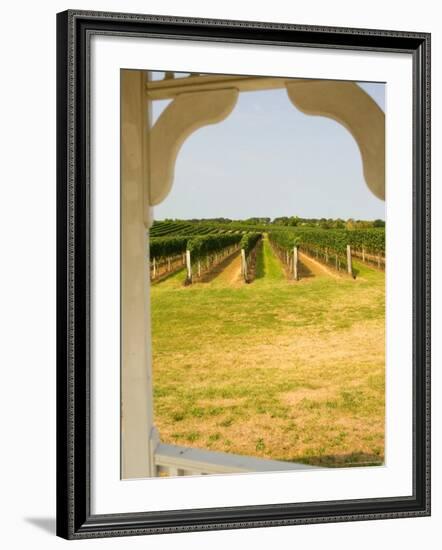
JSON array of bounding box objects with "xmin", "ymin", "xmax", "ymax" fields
[
  {"xmin": 150, "ymin": 227, "xmax": 384, "ymax": 261},
  {"xmin": 187, "ymin": 233, "xmax": 242, "ymax": 261},
  {"xmin": 186, "ymin": 233, "xmax": 243, "ymax": 283},
  {"xmin": 149, "ymin": 224, "xmax": 385, "ymax": 283},
  {"xmin": 150, "ymin": 236, "xmax": 189, "ymax": 258},
  {"xmin": 268, "ymin": 230, "xmax": 300, "ymax": 251},
  {"xmin": 269, "ymin": 227, "xmax": 387, "ymax": 277},
  {"xmin": 149, "ymin": 233, "xmax": 245, "ymax": 283},
  {"xmin": 270, "ymin": 228, "xmax": 353, "ymax": 276},
  {"xmin": 269, "ymin": 227, "xmax": 384, "ymax": 254},
  {"xmin": 239, "ymin": 233, "xmax": 261, "ymax": 255},
  {"xmin": 268, "ymin": 231, "xmax": 300, "ymax": 280},
  {"xmin": 149, "ymin": 237, "xmax": 188, "ymax": 281},
  {"xmin": 296, "ymin": 229, "xmax": 383, "ymax": 255},
  {"xmin": 295, "ymin": 230, "xmax": 352, "ymax": 274},
  {"xmin": 291, "ymin": 228, "xmax": 384, "ymax": 272},
  {"xmin": 346, "ymin": 229, "xmax": 384, "ymax": 254},
  {"xmin": 149, "ymin": 221, "xmax": 194, "ymax": 237},
  {"xmin": 150, "ymin": 220, "xmax": 238, "ymax": 238},
  {"xmin": 239, "ymin": 233, "xmax": 262, "ymax": 283},
  {"xmin": 150, "ymin": 221, "xmax": 385, "ymax": 252},
  {"xmin": 343, "ymin": 229, "xmax": 385, "ymax": 269}
]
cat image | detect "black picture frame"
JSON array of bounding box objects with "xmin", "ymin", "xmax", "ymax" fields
[{"xmin": 56, "ymin": 9, "xmax": 431, "ymax": 540}]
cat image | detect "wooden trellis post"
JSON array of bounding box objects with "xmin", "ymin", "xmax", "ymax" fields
[
  {"xmin": 293, "ymin": 246, "xmax": 298, "ymax": 281},
  {"xmin": 346, "ymin": 244, "xmax": 353, "ymax": 277},
  {"xmin": 241, "ymin": 249, "xmax": 248, "ymax": 281},
  {"xmin": 186, "ymin": 250, "xmax": 192, "ymax": 283}
]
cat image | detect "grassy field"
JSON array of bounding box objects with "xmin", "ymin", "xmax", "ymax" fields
[{"xmin": 150, "ymin": 235, "xmax": 385, "ymax": 467}]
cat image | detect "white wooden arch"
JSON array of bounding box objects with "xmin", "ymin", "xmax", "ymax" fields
[
  {"xmin": 148, "ymin": 73, "xmax": 385, "ymax": 207},
  {"xmin": 121, "ymin": 70, "xmax": 385, "ymax": 478}
]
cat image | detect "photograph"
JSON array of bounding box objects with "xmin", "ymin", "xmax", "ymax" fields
[
  {"xmin": 56, "ymin": 8, "xmax": 430, "ymax": 539},
  {"xmin": 121, "ymin": 70, "xmax": 386, "ymax": 478},
  {"xmin": 0, "ymin": 0, "xmax": 437, "ymax": 545}
]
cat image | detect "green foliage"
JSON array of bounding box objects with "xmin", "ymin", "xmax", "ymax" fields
[
  {"xmin": 373, "ymin": 219, "xmax": 386, "ymax": 228},
  {"xmin": 150, "ymin": 221, "xmax": 385, "ymax": 259},
  {"xmin": 150, "ymin": 236, "xmax": 189, "ymax": 259},
  {"xmin": 150, "ymin": 220, "xmax": 232, "ymax": 238},
  {"xmin": 239, "ymin": 232, "xmax": 262, "ymax": 255},
  {"xmin": 269, "ymin": 228, "xmax": 384, "ymax": 255},
  {"xmin": 187, "ymin": 233, "xmax": 242, "ymax": 262},
  {"xmin": 346, "ymin": 229, "xmax": 385, "ymax": 253},
  {"xmin": 295, "ymin": 229, "xmax": 349, "ymax": 254},
  {"xmin": 268, "ymin": 230, "xmax": 301, "ymax": 251}
]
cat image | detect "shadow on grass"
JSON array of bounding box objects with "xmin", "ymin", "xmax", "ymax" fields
[
  {"xmin": 298, "ymin": 260, "xmax": 315, "ymax": 279},
  {"xmin": 151, "ymin": 266, "xmax": 186, "ymax": 285},
  {"xmin": 254, "ymin": 241, "xmax": 265, "ymax": 280}
]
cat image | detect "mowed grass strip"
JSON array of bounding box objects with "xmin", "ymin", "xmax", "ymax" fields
[{"xmin": 151, "ymin": 236, "xmax": 385, "ymax": 467}]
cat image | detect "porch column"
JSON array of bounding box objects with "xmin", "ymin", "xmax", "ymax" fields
[{"xmin": 121, "ymin": 69, "xmax": 157, "ymax": 479}]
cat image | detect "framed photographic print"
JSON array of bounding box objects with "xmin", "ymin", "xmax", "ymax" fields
[{"xmin": 56, "ymin": 10, "xmax": 431, "ymax": 539}]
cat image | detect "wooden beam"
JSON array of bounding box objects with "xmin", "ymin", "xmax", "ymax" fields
[{"xmin": 146, "ymin": 74, "xmax": 295, "ymax": 100}]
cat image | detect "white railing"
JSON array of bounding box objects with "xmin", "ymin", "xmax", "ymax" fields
[{"xmin": 153, "ymin": 443, "xmax": 316, "ymax": 477}]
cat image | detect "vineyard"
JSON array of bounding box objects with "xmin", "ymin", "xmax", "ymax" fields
[
  {"xmin": 186, "ymin": 234, "xmax": 243, "ymax": 282},
  {"xmin": 149, "ymin": 219, "xmax": 386, "ymax": 468},
  {"xmin": 150, "ymin": 220, "xmax": 246, "ymax": 238},
  {"xmin": 239, "ymin": 232, "xmax": 262, "ymax": 283},
  {"xmin": 149, "ymin": 221, "xmax": 385, "ymax": 284},
  {"xmin": 150, "ymin": 223, "xmax": 386, "ymax": 469}
]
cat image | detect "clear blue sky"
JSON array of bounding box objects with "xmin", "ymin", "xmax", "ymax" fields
[{"xmin": 152, "ymin": 77, "xmax": 385, "ymax": 221}]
